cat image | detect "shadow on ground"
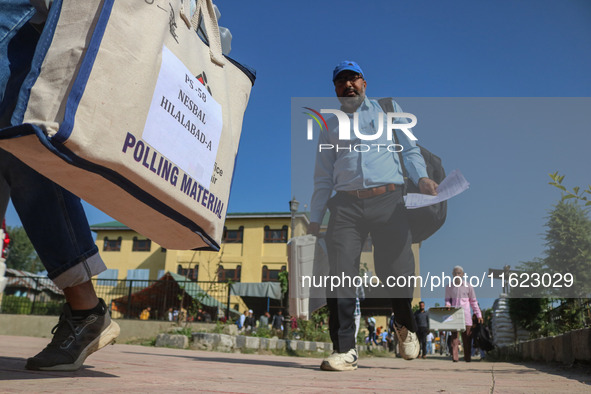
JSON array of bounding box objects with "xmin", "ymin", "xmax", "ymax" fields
[
  {"xmin": 510, "ymin": 361, "xmax": 591, "ymax": 387},
  {"xmin": 0, "ymin": 357, "xmax": 119, "ymax": 380}
]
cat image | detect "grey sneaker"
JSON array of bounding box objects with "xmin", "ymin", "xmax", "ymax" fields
[
  {"xmin": 25, "ymin": 299, "xmax": 120, "ymax": 371},
  {"xmin": 394, "ymin": 325, "xmax": 419, "ymax": 360},
  {"xmin": 320, "ymin": 348, "xmax": 358, "ymax": 371}
]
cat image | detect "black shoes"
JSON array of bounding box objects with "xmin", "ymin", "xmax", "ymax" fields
[{"xmin": 25, "ymin": 298, "xmax": 120, "ymax": 371}]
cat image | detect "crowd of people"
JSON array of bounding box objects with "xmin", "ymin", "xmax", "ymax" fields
[{"xmin": 235, "ymin": 309, "xmax": 295, "ymax": 338}]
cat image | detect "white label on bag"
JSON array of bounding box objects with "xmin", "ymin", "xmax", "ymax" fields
[{"xmin": 142, "ymin": 45, "xmax": 223, "ymax": 189}]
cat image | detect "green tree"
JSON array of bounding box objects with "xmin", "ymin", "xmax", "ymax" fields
[
  {"xmin": 508, "ymin": 174, "xmax": 591, "ymax": 338},
  {"xmin": 5, "ymin": 226, "xmax": 43, "ymax": 273},
  {"xmin": 544, "ymin": 200, "xmax": 591, "ymax": 297},
  {"xmin": 508, "ymin": 259, "xmax": 549, "ymax": 336},
  {"xmin": 508, "ymin": 297, "xmax": 546, "ymax": 333},
  {"xmin": 277, "ymin": 269, "xmax": 289, "ymax": 310},
  {"xmin": 509, "ymin": 258, "xmax": 550, "ymax": 298}
]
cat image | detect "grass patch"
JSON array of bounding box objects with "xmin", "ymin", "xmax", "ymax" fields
[
  {"xmin": 170, "ymin": 326, "xmax": 193, "ymax": 339},
  {"xmin": 125, "ymin": 337, "xmax": 156, "ymax": 347},
  {"xmin": 210, "ymin": 321, "xmax": 226, "ymax": 334}
]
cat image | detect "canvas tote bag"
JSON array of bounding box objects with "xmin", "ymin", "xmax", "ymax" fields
[{"xmin": 0, "ymin": 0, "xmax": 255, "ymax": 250}]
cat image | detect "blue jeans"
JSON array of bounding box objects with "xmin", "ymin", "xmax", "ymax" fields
[
  {"xmin": 369, "ymin": 331, "xmax": 378, "ymax": 346},
  {"xmin": 0, "ymin": 0, "xmax": 106, "ymax": 289}
]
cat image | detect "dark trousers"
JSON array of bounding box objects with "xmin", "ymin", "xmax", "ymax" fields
[
  {"xmin": 417, "ymin": 327, "xmax": 429, "ymax": 356},
  {"xmin": 325, "ymin": 189, "xmax": 417, "ymax": 353},
  {"xmin": 451, "ymin": 326, "xmax": 473, "ymax": 362},
  {"xmin": 368, "ymin": 330, "xmax": 378, "ymax": 345}
]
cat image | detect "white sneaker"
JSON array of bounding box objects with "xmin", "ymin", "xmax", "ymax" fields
[
  {"xmin": 320, "ymin": 348, "xmax": 358, "ymax": 371},
  {"xmin": 394, "ymin": 326, "xmax": 420, "ymax": 360}
]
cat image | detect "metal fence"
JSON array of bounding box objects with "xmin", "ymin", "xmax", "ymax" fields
[
  {"xmin": 546, "ymin": 299, "xmax": 591, "ymax": 329},
  {"xmin": 0, "ymin": 275, "xmax": 64, "ymax": 315},
  {"xmin": 1, "ymin": 275, "xmax": 232, "ymax": 321}
]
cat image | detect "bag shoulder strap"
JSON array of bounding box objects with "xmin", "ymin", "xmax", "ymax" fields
[{"xmin": 377, "ymin": 97, "xmax": 408, "ymax": 180}]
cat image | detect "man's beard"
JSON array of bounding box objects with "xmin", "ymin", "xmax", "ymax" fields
[{"xmin": 338, "ymin": 89, "xmax": 365, "ymax": 112}]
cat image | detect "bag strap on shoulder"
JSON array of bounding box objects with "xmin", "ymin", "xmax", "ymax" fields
[{"xmin": 377, "ymin": 97, "xmax": 409, "ymax": 182}]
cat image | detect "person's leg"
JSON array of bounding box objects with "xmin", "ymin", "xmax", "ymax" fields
[
  {"xmin": 368, "ymin": 190, "xmax": 419, "ymax": 360},
  {"xmin": 326, "ymin": 297, "xmax": 341, "ymax": 349},
  {"xmin": 463, "ymin": 325, "xmax": 472, "ymax": 362},
  {"xmin": 62, "ymin": 280, "xmax": 99, "ymax": 310},
  {"xmin": 321, "ymin": 193, "xmax": 363, "ymax": 371},
  {"xmin": 369, "ymin": 190, "xmax": 416, "ymax": 330},
  {"xmin": 418, "ymin": 328, "xmax": 428, "ymax": 357},
  {"xmin": 0, "ymin": 6, "xmax": 119, "ymax": 367},
  {"xmin": 0, "ymin": 0, "xmax": 37, "ymax": 125},
  {"xmin": 451, "ymin": 331, "xmax": 459, "ymax": 361},
  {"xmin": 449, "ymin": 335, "xmax": 453, "ymax": 355},
  {"xmin": 371, "ymin": 331, "xmax": 378, "ymax": 346},
  {"xmin": 0, "ymin": 151, "xmax": 120, "ymax": 371},
  {"xmin": 324, "ymin": 193, "xmax": 364, "ymax": 354},
  {"xmin": 1, "ymin": 151, "xmax": 107, "ymax": 288}
]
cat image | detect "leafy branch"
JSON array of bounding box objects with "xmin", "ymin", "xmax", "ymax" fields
[{"xmin": 548, "ymin": 172, "xmax": 591, "ymax": 206}]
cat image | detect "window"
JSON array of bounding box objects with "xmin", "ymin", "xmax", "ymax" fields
[
  {"xmin": 262, "ymin": 265, "xmax": 286, "ymax": 282},
  {"xmin": 217, "ymin": 265, "xmax": 241, "ymax": 282},
  {"xmin": 264, "ymin": 225, "xmax": 288, "ymax": 243},
  {"xmin": 223, "ymin": 226, "xmax": 243, "ymax": 243},
  {"xmin": 177, "ymin": 264, "xmax": 199, "ymax": 281},
  {"xmin": 97, "ymin": 269, "xmax": 119, "ymax": 286},
  {"xmin": 132, "ymin": 236, "xmax": 151, "ymax": 251},
  {"xmin": 103, "ymin": 237, "xmax": 121, "ymax": 251},
  {"xmin": 127, "ymin": 269, "xmax": 149, "ymax": 287}
]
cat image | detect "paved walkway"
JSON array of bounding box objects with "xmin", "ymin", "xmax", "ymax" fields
[{"xmin": 1, "ymin": 335, "xmax": 589, "ymax": 393}]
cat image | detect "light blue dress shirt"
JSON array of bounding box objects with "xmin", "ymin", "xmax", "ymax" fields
[{"xmin": 310, "ymin": 97, "xmax": 428, "ymax": 223}]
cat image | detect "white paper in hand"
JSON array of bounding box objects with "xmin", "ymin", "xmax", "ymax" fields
[{"xmin": 404, "ymin": 169, "xmax": 469, "ymax": 209}]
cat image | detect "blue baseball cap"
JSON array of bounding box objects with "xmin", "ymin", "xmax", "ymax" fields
[{"xmin": 332, "ymin": 60, "xmax": 364, "ymax": 81}]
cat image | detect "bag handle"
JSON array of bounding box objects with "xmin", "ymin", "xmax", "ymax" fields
[{"xmin": 186, "ymin": 0, "xmax": 225, "ymax": 66}]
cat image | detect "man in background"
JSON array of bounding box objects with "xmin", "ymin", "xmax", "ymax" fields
[
  {"xmin": 414, "ymin": 301, "xmax": 430, "ymax": 359},
  {"xmin": 445, "ymin": 265, "xmax": 483, "ymax": 362}
]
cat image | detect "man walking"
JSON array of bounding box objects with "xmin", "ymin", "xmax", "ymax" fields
[
  {"xmin": 308, "ymin": 60, "xmax": 438, "ymax": 371},
  {"xmin": 426, "ymin": 331, "xmax": 434, "ymax": 355},
  {"xmin": 414, "ymin": 301, "xmax": 430, "ymax": 359},
  {"xmin": 271, "ymin": 310, "xmax": 284, "ymax": 337},
  {"xmin": 445, "ymin": 265, "xmax": 483, "ymax": 362}
]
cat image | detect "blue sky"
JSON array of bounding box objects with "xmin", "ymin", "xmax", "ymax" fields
[{"xmin": 5, "ymin": 0, "xmax": 591, "ymax": 309}]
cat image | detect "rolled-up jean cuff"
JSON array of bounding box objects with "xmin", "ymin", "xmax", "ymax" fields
[{"xmin": 52, "ymin": 252, "xmax": 107, "ymax": 290}]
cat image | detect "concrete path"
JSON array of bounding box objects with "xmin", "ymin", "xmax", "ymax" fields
[{"xmin": 1, "ymin": 335, "xmax": 589, "ymax": 393}]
